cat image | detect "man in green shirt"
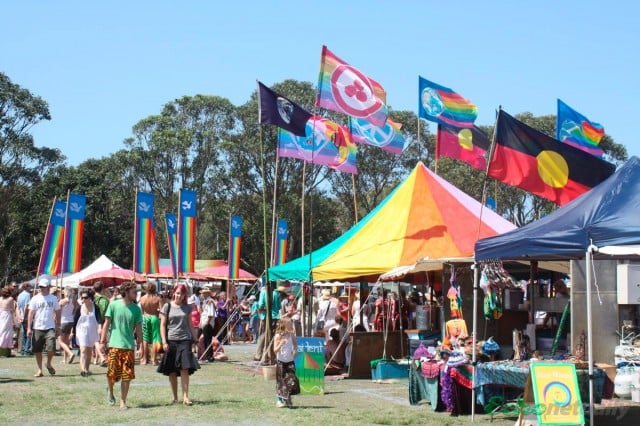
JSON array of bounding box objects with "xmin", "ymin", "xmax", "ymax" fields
[{"xmin": 99, "ymin": 281, "xmax": 142, "ymax": 410}]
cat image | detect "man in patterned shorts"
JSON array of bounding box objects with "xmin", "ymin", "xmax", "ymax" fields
[{"xmin": 99, "ymin": 281, "xmax": 142, "ymax": 410}]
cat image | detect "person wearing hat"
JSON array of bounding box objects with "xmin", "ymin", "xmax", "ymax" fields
[
  {"xmin": 27, "ymin": 277, "xmax": 61, "ymax": 377},
  {"xmin": 248, "ymin": 295, "xmax": 259, "ymax": 343},
  {"xmin": 315, "ymin": 289, "xmax": 337, "ymax": 340}
]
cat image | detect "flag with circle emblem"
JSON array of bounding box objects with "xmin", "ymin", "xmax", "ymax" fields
[
  {"xmin": 316, "ymin": 45, "xmax": 388, "ymax": 127},
  {"xmin": 488, "ymin": 110, "xmax": 615, "ymax": 206},
  {"xmin": 350, "ymin": 117, "xmax": 405, "ymax": 155},
  {"xmin": 436, "ymin": 124, "xmax": 490, "ymax": 170}
]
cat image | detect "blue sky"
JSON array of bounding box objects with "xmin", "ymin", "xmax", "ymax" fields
[{"xmin": 3, "ymin": 1, "xmax": 639, "ymax": 165}]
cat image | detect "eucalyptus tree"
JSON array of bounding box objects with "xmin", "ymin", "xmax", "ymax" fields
[{"xmin": 0, "ymin": 72, "xmax": 64, "ymax": 282}]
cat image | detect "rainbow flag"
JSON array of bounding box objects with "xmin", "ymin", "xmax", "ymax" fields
[
  {"xmin": 38, "ymin": 199, "xmax": 66, "ymax": 276},
  {"xmin": 556, "ymin": 99, "xmax": 605, "ymax": 157},
  {"xmin": 133, "ymin": 192, "xmax": 159, "ymax": 274},
  {"xmin": 350, "ymin": 116, "xmax": 406, "ymax": 155},
  {"xmin": 177, "ymin": 189, "xmax": 197, "ymax": 273},
  {"xmin": 277, "ymin": 116, "xmax": 358, "ymax": 174},
  {"xmin": 273, "ymin": 219, "xmax": 288, "ymax": 266},
  {"xmin": 316, "ymin": 45, "xmax": 388, "ymax": 127},
  {"xmin": 165, "ymin": 213, "xmax": 178, "ymax": 277},
  {"xmin": 228, "ymin": 215, "xmax": 242, "ymax": 279},
  {"xmin": 62, "ymin": 193, "xmax": 86, "ymax": 273},
  {"xmin": 149, "ymin": 220, "xmax": 160, "ymax": 274},
  {"xmin": 418, "ymin": 76, "xmax": 477, "ymax": 128}
]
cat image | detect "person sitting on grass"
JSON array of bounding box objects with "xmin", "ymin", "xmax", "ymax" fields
[{"xmin": 324, "ymin": 327, "xmax": 346, "ymax": 376}]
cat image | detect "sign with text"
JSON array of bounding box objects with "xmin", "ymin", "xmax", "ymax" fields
[
  {"xmin": 295, "ymin": 337, "xmax": 325, "ymax": 395},
  {"xmin": 530, "ymin": 363, "xmax": 584, "ymax": 425}
]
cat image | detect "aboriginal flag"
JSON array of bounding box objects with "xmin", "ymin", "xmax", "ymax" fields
[
  {"xmin": 488, "ymin": 110, "xmax": 615, "ymax": 206},
  {"xmin": 436, "ymin": 124, "xmax": 491, "ymax": 171}
]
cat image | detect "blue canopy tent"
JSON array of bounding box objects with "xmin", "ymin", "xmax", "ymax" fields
[{"xmin": 474, "ymin": 156, "xmax": 640, "ymax": 424}]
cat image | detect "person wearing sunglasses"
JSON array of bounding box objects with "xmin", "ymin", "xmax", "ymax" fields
[{"xmin": 75, "ymin": 289, "xmax": 99, "ymax": 376}]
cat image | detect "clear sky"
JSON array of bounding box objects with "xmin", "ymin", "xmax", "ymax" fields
[{"xmin": 2, "ymin": 1, "xmax": 639, "ymax": 166}]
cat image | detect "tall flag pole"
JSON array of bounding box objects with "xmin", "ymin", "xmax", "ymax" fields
[
  {"xmin": 272, "ymin": 219, "xmax": 289, "ymax": 266},
  {"xmin": 228, "ymin": 215, "xmax": 242, "ymax": 280},
  {"xmin": 556, "ymin": 99, "xmax": 605, "ymax": 157},
  {"xmin": 177, "ymin": 189, "xmax": 197, "ymax": 273},
  {"xmin": 133, "ymin": 191, "xmax": 158, "ymax": 274},
  {"xmin": 37, "ymin": 197, "xmax": 67, "ymax": 276},
  {"xmin": 61, "ymin": 192, "xmax": 86, "ymax": 273},
  {"xmin": 165, "ymin": 213, "xmax": 178, "ymax": 279}
]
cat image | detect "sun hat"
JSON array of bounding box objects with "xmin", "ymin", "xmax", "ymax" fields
[
  {"xmin": 277, "ymin": 286, "xmax": 287, "ymax": 293},
  {"xmin": 201, "ymin": 286, "xmax": 212, "ymax": 294},
  {"xmin": 38, "ymin": 277, "xmax": 51, "ymax": 288}
]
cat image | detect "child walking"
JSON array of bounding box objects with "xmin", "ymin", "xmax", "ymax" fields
[{"xmin": 273, "ymin": 317, "xmax": 298, "ymax": 408}]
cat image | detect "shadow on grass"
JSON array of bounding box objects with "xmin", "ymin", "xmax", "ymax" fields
[
  {"xmin": 0, "ymin": 378, "xmax": 32, "ymax": 384},
  {"xmin": 287, "ymin": 406, "xmax": 332, "ymax": 410}
]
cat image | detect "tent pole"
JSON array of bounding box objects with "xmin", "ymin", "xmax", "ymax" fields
[
  {"xmin": 471, "ymin": 263, "xmax": 479, "ymax": 422},
  {"xmin": 586, "ymin": 245, "xmax": 596, "ymax": 426}
]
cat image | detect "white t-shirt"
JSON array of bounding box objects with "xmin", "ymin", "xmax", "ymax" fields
[
  {"xmin": 28, "ymin": 293, "xmax": 60, "ymax": 330},
  {"xmin": 200, "ymin": 297, "xmax": 216, "ymax": 327}
]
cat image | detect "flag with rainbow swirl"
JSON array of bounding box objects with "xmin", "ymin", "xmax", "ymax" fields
[
  {"xmin": 177, "ymin": 189, "xmax": 197, "ymax": 273},
  {"xmin": 38, "ymin": 198, "xmax": 66, "ymax": 276},
  {"xmin": 418, "ymin": 76, "xmax": 477, "ymax": 128},
  {"xmin": 316, "ymin": 45, "xmax": 388, "ymax": 127},
  {"xmin": 228, "ymin": 215, "xmax": 242, "ymax": 280},
  {"xmin": 62, "ymin": 193, "xmax": 86, "ymax": 273},
  {"xmin": 556, "ymin": 99, "xmax": 605, "ymax": 158},
  {"xmin": 349, "ymin": 116, "xmax": 406, "ymax": 155},
  {"xmin": 165, "ymin": 213, "xmax": 178, "ymax": 277},
  {"xmin": 277, "ymin": 116, "xmax": 358, "ymax": 174},
  {"xmin": 133, "ymin": 192, "xmax": 159, "ymax": 274},
  {"xmin": 273, "ymin": 219, "xmax": 289, "ymax": 266}
]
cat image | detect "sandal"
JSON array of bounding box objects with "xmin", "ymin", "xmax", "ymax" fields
[
  {"xmin": 46, "ymin": 365, "xmax": 56, "ymax": 376},
  {"xmin": 183, "ymin": 399, "xmax": 193, "ymax": 406},
  {"xmin": 34, "ymin": 372, "xmax": 44, "ymax": 377}
]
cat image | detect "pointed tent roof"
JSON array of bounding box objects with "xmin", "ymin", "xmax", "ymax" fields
[
  {"xmin": 269, "ymin": 162, "xmax": 516, "ymax": 281},
  {"xmin": 475, "ymin": 156, "xmax": 640, "ymax": 261}
]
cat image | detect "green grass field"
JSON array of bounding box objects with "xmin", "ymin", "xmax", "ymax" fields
[{"xmin": 0, "ymin": 344, "xmax": 510, "ymax": 425}]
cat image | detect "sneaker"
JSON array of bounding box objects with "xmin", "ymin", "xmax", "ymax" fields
[
  {"xmin": 276, "ymin": 400, "xmax": 286, "ymax": 408},
  {"xmin": 107, "ymin": 396, "xmax": 116, "ymax": 406}
]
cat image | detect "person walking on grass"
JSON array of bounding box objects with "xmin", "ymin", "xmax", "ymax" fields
[
  {"xmin": 157, "ymin": 283, "xmax": 199, "ymax": 406},
  {"xmin": 76, "ymin": 289, "xmax": 99, "ymax": 377},
  {"xmin": 273, "ymin": 316, "xmax": 298, "ymax": 408},
  {"xmin": 93, "ymin": 281, "xmax": 110, "ymax": 366},
  {"xmin": 27, "ymin": 278, "xmax": 60, "ymax": 377},
  {"xmin": 99, "ymin": 281, "xmax": 142, "ymax": 410},
  {"xmin": 139, "ymin": 282, "xmax": 162, "ymax": 366},
  {"xmin": 58, "ymin": 287, "xmax": 77, "ymax": 364}
]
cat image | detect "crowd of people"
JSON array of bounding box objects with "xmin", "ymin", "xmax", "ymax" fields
[{"xmin": 0, "ymin": 278, "xmax": 437, "ymax": 409}]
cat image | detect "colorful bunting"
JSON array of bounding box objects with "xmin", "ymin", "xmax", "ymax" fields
[
  {"xmin": 418, "ymin": 76, "xmax": 477, "ymax": 128},
  {"xmin": 38, "ymin": 198, "xmax": 66, "ymax": 276},
  {"xmin": 177, "ymin": 189, "xmax": 197, "ymax": 273},
  {"xmin": 436, "ymin": 124, "xmax": 491, "ymax": 171},
  {"xmin": 278, "ymin": 116, "xmax": 358, "ymax": 174},
  {"xmin": 316, "ymin": 45, "xmax": 388, "ymax": 127},
  {"xmin": 350, "ymin": 117, "xmax": 406, "ymax": 155},
  {"xmin": 488, "ymin": 110, "xmax": 615, "ymax": 205},
  {"xmin": 273, "ymin": 219, "xmax": 289, "ymax": 266},
  {"xmin": 258, "ymin": 81, "xmax": 312, "ymax": 136},
  {"xmin": 556, "ymin": 99, "xmax": 605, "ymax": 157},
  {"xmin": 228, "ymin": 215, "xmax": 242, "ymax": 280},
  {"xmin": 62, "ymin": 193, "xmax": 86, "ymax": 273}
]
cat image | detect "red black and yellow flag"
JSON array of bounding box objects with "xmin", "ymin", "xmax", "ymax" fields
[
  {"xmin": 437, "ymin": 123, "xmax": 491, "ymax": 171},
  {"xmin": 488, "ymin": 110, "xmax": 615, "ymax": 206}
]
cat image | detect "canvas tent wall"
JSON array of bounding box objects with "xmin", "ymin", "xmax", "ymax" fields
[
  {"xmin": 269, "ymin": 162, "xmax": 515, "ymax": 282},
  {"xmin": 34, "ymin": 254, "xmax": 121, "ymax": 288}
]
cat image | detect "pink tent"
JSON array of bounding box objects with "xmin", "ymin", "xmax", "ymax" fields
[{"xmin": 197, "ymin": 265, "xmax": 257, "ymax": 281}]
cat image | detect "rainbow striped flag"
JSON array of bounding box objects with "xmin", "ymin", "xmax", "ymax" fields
[
  {"xmin": 273, "ymin": 219, "xmax": 288, "ymax": 266},
  {"xmin": 418, "ymin": 76, "xmax": 477, "ymax": 128},
  {"xmin": 177, "ymin": 189, "xmax": 197, "ymax": 273},
  {"xmin": 556, "ymin": 99, "xmax": 605, "ymax": 157},
  {"xmin": 38, "ymin": 198, "xmax": 66, "ymax": 276},
  {"xmin": 316, "ymin": 45, "xmax": 388, "ymax": 127},
  {"xmin": 62, "ymin": 193, "xmax": 86, "ymax": 273},
  {"xmin": 277, "ymin": 116, "xmax": 358, "ymax": 174},
  {"xmin": 228, "ymin": 215, "xmax": 242, "ymax": 279},
  {"xmin": 165, "ymin": 213, "xmax": 178, "ymax": 277},
  {"xmin": 133, "ymin": 192, "xmax": 159, "ymax": 274}
]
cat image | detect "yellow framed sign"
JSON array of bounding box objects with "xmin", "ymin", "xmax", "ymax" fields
[{"xmin": 529, "ymin": 363, "xmax": 585, "ymax": 425}]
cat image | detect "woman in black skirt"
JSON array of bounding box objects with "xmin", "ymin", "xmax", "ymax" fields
[{"xmin": 158, "ymin": 283, "xmax": 199, "ymax": 405}]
